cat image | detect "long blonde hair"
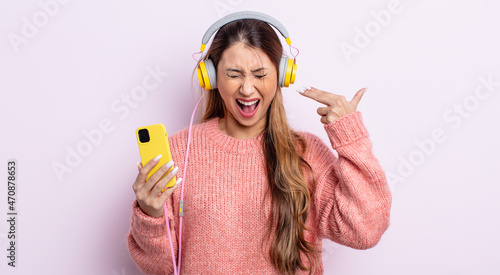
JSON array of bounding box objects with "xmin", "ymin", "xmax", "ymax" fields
[{"xmin": 199, "ymin": 19, "xmax": 320, "ymax": 274}]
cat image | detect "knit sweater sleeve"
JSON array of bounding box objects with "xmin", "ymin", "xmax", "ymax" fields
[
  {"xmin": 306, "ymin": 111, "xmax": 392, "ymax": 249},
  {"xmin": 126, "ymin": 196, "xmax": 178, "ymax": 274}
]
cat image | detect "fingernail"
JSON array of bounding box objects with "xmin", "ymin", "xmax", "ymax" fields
[
  {"xmin": 175, "ymin": 177, "xmax": 183, "ymax": 185},
  {"xmin": 164, "ymin": 160, "xmax": 174, "ymax": 169},
  {"xmin": 362, "ymin": 87, "xmax": 367, "ymax": 93},
  {"xmin": 304, "ymin": 85, "xmax": 311, "ymax": 90},
  {"xmin": 171, "ymin": 166, "xmax": 179, "ymax": 176},
  {"xmin": 153, "ymin": 154, "xmax": 162, "ymax": 161},
  {"xmin": 136, "ymin": 161, "xmax": 141, "ymax": 168},
  {"xmin": 296, "ymin": 88, "xmax": 305, "ymax": 94}
]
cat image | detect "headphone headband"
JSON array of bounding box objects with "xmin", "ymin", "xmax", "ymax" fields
[{"xmin": 200, "ymin": 11, "xmax": 292, "ymax": 52}]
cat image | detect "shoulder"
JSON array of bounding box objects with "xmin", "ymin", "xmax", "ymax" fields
[
  {"xmin": 168, "ymin": 118, "xmax": 218, "ymax": 155},
  {"xmin": 294, "ymin": 130, "xmax": 337, "ymax": 172},
  {"xmin": 169, "ymin": 118, "xmax": 218, "ymax": 143},
  {"xmin": 295, "ymin": 131, "xmax": 329, "ymax": 151}
]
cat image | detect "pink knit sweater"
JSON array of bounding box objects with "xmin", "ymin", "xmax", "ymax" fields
[{"xmin": 127, "ymin": 111, "xmax": 391, "ymax": 274}]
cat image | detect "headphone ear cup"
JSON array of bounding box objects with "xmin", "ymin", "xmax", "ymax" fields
[
  {"xmin": 197, "ymin": 59, "xmax": 217, "ymax": 90},
  {"xmin": 278, "ymin": 56, "xmax": 287, "ymax": 87},
  {"xmin": 278, "ymin": 56, "xmax": 297, "ymax": 87},
  {"xmin": 290, "ymin": 61, "xmax": 297, "ymax": 85},
  {"xmin": 283, "ymin": 58, "xmax": 296, "ymax": 87},
  {"xmin": 204, "ymin": 59, "xmax": 217, "ymax": 90},
  {"xmin": 197, "ymin": 65, "xmax": 206, "ymax": 89}
]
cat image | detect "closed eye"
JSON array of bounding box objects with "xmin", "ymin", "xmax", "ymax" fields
[{"xmin": 254, "ymin": 73, "xmax": 267, "ymax": 79}]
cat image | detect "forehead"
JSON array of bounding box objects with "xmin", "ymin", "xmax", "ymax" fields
[{"xmin": 218, "ymin": 42, "xmax": 274, "ymax": 69}]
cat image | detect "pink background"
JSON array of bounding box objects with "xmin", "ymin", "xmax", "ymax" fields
[{"xmin": 1, "ymin": 0, "xmax": 499, "ymax": 274}]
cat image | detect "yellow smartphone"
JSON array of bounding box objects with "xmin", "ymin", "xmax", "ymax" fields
[{"xmin": 136, "ymin": 123, "xmax": 176, "ymax": 188}]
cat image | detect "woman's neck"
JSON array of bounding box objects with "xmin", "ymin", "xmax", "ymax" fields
[{"xmin": 218, "ymin": 116, "xmax": 266, "ymax": 140}]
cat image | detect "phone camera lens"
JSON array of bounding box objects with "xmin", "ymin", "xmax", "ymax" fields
[{"xmin": 138, "ymin": 129, "xmax": 150, "ymax": 143}]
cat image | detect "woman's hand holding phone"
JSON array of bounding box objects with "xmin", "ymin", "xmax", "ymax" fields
[{"xmin": 132, "ymin": 154, "xmax": 182, "ymax": 218}]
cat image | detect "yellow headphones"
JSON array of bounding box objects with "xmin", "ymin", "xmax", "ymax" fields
[{"xmin": 196, "ymin": 11, "xmax": 297, "ymax": 90}]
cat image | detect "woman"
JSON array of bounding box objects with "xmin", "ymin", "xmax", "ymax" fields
[{"xmin": 127, "ymin": 17, "xmax": 391, "ymax": 274}]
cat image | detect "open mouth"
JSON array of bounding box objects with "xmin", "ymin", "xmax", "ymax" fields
[{"xmin": 236, "ymin": 99, "xmax": 260, "ymax": 118}]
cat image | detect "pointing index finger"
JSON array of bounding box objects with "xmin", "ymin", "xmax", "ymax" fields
[{"xmin": 297, "ymin": 86, "xmax": 334, "ymax": 106}]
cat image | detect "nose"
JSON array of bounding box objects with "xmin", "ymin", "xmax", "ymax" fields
[{"xmin": 239, "ymin": 76, "xmax": 255, "ymax": 97}]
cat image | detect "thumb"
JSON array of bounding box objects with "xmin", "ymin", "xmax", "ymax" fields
[{"xmin": 350, "ymin": 88, "xmax": 366, "ymax": 109}]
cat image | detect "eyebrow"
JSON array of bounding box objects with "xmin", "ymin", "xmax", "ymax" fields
[{"xmin": 226, "ymin": 67, "xmax": 267, "ymax": 73}]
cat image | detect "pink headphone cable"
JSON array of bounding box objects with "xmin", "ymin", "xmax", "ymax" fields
[
  {"xmin": 163, "ymin": 87, "xmax": 206, "ymax": 275},
  {"xmin": 163, "ymin": 203, "xmax": 177, "ymax": 275}
]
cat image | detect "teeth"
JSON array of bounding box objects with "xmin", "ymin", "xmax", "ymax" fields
[{"xmin": 237, "ymin": 99, "xmax": 259, "ymax": 106}]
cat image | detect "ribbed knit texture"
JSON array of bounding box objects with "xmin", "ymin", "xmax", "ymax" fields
[{"xmin": 127, "ymin": 111, "xmax": 392, "ymax": 274}]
